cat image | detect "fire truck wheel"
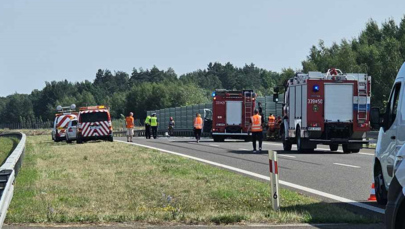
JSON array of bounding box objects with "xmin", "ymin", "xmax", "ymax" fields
[
  {"xmin": 296, "ymin": 128, "xmax": 306, "ymax": 153},
  {"xmin": 342, "ymin": 144, "xmax": 351, "ymax": 154},
  {"xmin": 281, "ymin": 128, "xmax": 291, "ymax": 151},
  {"xmin": 351, "ymin": 149, "xmax": 360, "ymax": 153},
  {"xmin": 329, "ymin": 144, "xmax": 339, "ymax": 152}
]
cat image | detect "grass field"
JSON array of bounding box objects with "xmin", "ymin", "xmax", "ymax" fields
[
  {"xmin": 0, "ymin": 136, "xmax": 18, "ymax": 165},
  {"xmin": 6, "ymin": 135, "xmax": 379, "ymax": 225}
]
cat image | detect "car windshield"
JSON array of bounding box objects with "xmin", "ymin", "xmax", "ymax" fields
[{"xmin": 80, "ymin": 112, "xmax": 108, "ymax": 123}]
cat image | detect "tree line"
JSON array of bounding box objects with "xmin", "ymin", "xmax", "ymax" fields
[
  {"xmin": 1, "ymin": 16, "xmax": 405, "ymax": 125},
  {"xmin": 0, "ymin": 64, "xmax": 281, "ymax": 124}
]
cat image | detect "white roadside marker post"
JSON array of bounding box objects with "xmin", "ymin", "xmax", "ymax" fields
[{"xmin": 268, "ymin": 150, "xmax": 280, "ymax": 211}]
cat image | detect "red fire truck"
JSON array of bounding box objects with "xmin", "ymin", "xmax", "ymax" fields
[
  {"xmin": 278, "ymin": 68, "xmax": 371, "ymax": 153},
  {"xmin": 211, "ymin": 89, "xmax": 257, "ymax": 142}
]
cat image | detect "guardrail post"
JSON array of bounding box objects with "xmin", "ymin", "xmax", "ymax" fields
[{"xmin": 268, "ymin": 150, "xmax": 280, "ymax": 211}]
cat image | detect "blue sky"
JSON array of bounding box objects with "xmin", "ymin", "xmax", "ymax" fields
[{"xmin": 1, "ymin": 0, "xmax": 404, "ymax": 96}]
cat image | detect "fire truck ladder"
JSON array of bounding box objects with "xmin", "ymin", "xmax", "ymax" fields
[
  {"xmin": 244, "ymin": 91, "xmax": 253, "ymax": 127},
  {"xmin": 357, "ymin": 75, "xmax": 369, "ymax": 123}
]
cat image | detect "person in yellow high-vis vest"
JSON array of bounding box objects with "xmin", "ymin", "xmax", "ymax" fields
[
  {"xmin": 193, "ymin": 113, "xmax": 203, "ymax": 143},
  {"xmin": 248, "ymin": 109, "xmax": 263, "ymax": 153},
  {"xmin": 144, "ymin": 115, "xmax": 151, "ymax": 139},
  {"xmin": 150, "ymin": 113, "xmax": 158, "ymax": 139}
]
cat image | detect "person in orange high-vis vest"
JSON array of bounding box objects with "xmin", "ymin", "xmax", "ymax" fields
[
  {"xmin": 267, "ymin": 113, "xmax": 276, "ymax": 138},
  {"xmin": 126, "ymin": 112, "xmax": 135, "ymax": 142},
  {"xmin": 248, "ymin": 109, "xmax": 263, "ymax": 153},
  {"xmin": 194, "ymin": 113, "xmax": 203, "ymax": 143}
]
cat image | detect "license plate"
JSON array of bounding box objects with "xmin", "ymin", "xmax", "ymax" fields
[{"xmin": 91, "ymin": 126, "xmax": 99, "ymax": 130}]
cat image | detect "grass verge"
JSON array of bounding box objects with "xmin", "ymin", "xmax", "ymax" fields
[
  {"xmin": 7, "ymin": 135, "xmax": 379, "ymax": 225},
  {"xmin": 0, "ymin": 136, "xmax": 18, "ymax": 165},
  {"xmin": 0, "ymin": 129, "xmax": 51, "ymax": 136}
]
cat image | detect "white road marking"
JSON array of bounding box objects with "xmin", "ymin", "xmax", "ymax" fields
[
  {"xmin": 278, "ymin": 154, "xmax": 296, "ymax": 158},
  {"xmin": 333, "ymin": 163, "xmax": 361, "ymax": 169},
  {"xmin": 209, "ymin": 144, "xmax": 220, "ymax": 147},
  {"xmin": 359, "ymin": 152, "xmax": 374, "ymax": 156},
  {"xmin": 263, "ymin": 142, "xmax": 374, "ymax": 155},
  {"xmin": 239, "ymin": 148, "xmax": 250, "ymax": 151},
  {"xmin": 116, "ymin": 140, "xmax": 384, "ymax": 214}
]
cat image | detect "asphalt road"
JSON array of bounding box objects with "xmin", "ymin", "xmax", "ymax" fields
[{"xmin": 116, "ymin": 136, "xmax": 382, "ymax": 213}]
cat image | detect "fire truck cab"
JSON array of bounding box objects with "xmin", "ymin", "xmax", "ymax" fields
[
  {"xmin": 211, "ymin": 89, "xmax": 256, "ymax": 142},
  {"xmin": 279, "ymin": 69, "xmax": 371, "ymax": 153}
]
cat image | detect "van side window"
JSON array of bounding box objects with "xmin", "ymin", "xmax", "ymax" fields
[
  {"xmin": 72, "ymin": 121, "xmax": 78, "ymax": 126},
  {"xmin": 385, "ymin": 83, "xmax": 401, "ymax": 131}
]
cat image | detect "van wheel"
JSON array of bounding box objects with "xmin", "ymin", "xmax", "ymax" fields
[
  {"xmin": 374, "ymin": 166, "xmax": 388, "ymax": 205},
  {"xmin": 330, "ymin": 144, "xmax": 338, "ymax": 152},
  {"xmin": 396, "ymin": 203, "xmax": 405, "ymax": 229},
  {"xmin": 281, "ymin": 128, "xmax": 291, "ymax": 151},
  {"xmin": 108, "ymin": 136, "xmax": 114, "ymax": 142}
]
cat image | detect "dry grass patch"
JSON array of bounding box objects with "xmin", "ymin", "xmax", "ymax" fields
[
  {"xmin": 0, "ymin": 136, "xmax": 18, "ymax": 165},
  {"xmin": 6, "ymin": 135, "xmax": 379, "ymax": 224},
  {"xmin": 0, "ymin": 129, "xmax": 51, "ymax": 136}
]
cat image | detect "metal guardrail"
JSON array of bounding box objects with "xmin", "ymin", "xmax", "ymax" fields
[{"xmin": 0, "ymin": 133, "xmax": 26, "ymax": 228}]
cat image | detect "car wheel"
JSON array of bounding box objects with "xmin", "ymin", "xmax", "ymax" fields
[
  {"xmin": 374, "ymin": 166, "xmax": 388, "ymax": 205},
  {"xmin": 281, "ymin": 128, "xmax": 291, "ymax": 151},
  {"xmin": 330, "ymin": 144, "xmax": 338, "ymax": 152}
]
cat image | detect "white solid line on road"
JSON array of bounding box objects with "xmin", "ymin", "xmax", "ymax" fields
[
  {"xmin": 239, "ymin": 148, "xmax": 250, "ymax": 151},
  {"xmin": 209, "ymin": 144, "xmax": 220, "ymax": 147},
  {"xmin": 278, "ymin": 154, "xmax": 296, "ymax": 158},
  {"xmin": 333, "ymin": 163, "xmax": 361, "ymax": 169},
  {"xmin": 115, "ymin": 140, "xmax": 384, "ymax": 214}
]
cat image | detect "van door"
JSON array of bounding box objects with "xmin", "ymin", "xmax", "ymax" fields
[{"xmin": 380, "ymin": 83, "xmax": 402, "ymax": 187}]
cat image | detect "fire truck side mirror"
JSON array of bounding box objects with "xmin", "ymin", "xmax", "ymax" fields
[{"xmin": 370, "ymin": 108, "xmax": 381, "ymax": 129}]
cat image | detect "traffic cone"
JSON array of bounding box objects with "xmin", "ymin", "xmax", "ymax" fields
[{"xmin": 368, "ymin": 183, "xmax": 377, "ymax": 201}]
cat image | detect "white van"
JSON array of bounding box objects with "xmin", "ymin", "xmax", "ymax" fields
[
  {"xmin": 385, "ymin": 146, "xmax": 405, "ymax": 229},
  {"xmin": 371, "ymin": 62, "xmax": 405, "ymax": 205}
]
